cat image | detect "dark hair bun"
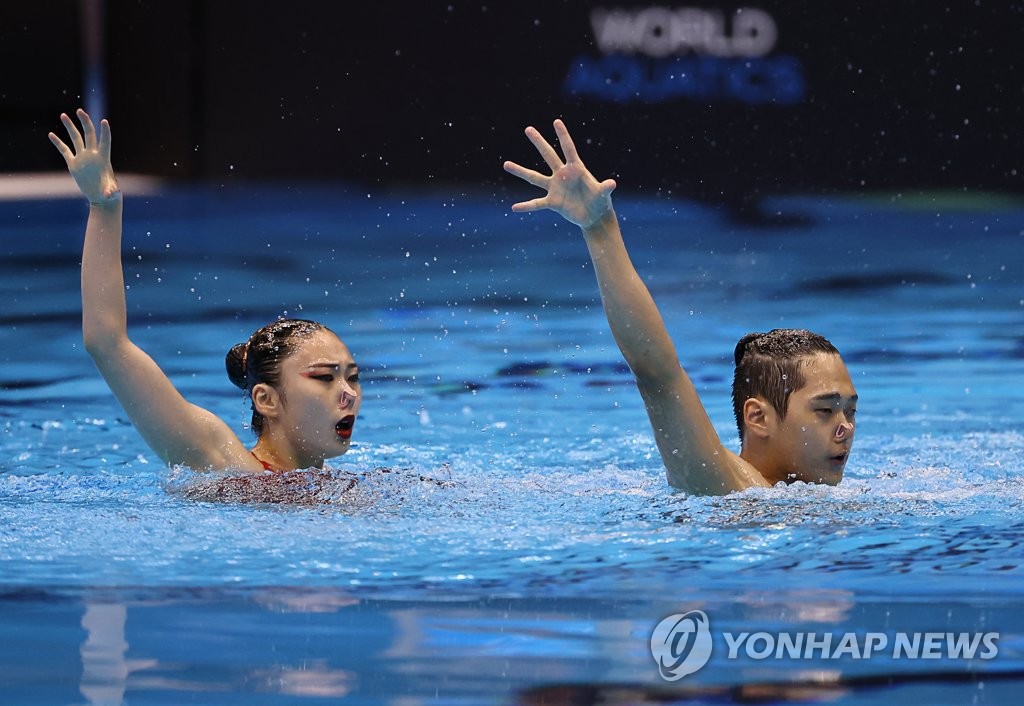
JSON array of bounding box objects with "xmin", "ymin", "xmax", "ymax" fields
[{"xmin": 225, "ymin": 342, "xmax": 249, "ymax": 390}]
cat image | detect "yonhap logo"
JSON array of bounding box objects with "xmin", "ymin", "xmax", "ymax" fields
[
  {"xmin": 649, "ymin": 608, "xmax": 1001, "ymax": 682},
  {"xmin": 650, "ymin": 610, "xmax": 713, "ymax": 680}
]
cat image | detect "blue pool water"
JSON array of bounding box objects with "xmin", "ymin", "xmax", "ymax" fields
[{"xmin": 1, "ymin": 185, "xmax": 1023, "ymax": 704}]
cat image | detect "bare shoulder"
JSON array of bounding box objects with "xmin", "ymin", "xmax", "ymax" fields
[
  {"xmin": 140, "ymin": 402, "xmax": 256, "ymax": 471},
  {"xmin": 665, "ymin": 446, "xmax": 771, "ymax": 495},
  {"xmin": 636, "ymin": 368, "xmax": 769, "ymax": 496}
]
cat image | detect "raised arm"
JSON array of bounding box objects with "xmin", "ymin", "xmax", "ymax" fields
[
  {"xmin": 504, "ymin": 120, "xmax": 765, "ymax": 494},
  {"xmin": 49, "ymin": 110, "xmax": 252, "ymax": 470}
]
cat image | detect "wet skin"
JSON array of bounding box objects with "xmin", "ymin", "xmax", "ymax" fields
[
  {"xmin": 251, "ymin": 329, "xmax": 361, "ymax": 470},
  {"xmin": 757, "ymin": 353, "xmax": 858, "ymax": 486}
]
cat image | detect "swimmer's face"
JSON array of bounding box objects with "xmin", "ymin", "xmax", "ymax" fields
[
  {"xmin": 770, "ymin": 353, "xmax": 857, "ymax": 486},
  {"xmin": 275, "ymin": 329, "xmax": 361, "ymax": 461}
]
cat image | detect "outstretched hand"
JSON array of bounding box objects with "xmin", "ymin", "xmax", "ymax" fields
[
  {"xmin": 48, "ymin": 109, "xmax": 120, "ymax": 206},
  {"xmin": 503, "ymin": 119, "xmax": 616, "ymax": 229}
]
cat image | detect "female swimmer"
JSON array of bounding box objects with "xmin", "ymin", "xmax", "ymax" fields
[{"xmin": 49, "ymin": 109, "xmax": 361, "ymax": 475}]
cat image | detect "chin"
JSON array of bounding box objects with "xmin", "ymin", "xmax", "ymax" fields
[{"xmin": 814, "ymin": 467, "xmax": 844, "ymax": 486}]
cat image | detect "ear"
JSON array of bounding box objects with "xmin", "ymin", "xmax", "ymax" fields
[
  {"xmin": 251, "ymin": 383, "xmax": 281, "ymax": 420},
  {"xmin": 742, "ymin": 397, "xmax": 773, "ymax": 439}
]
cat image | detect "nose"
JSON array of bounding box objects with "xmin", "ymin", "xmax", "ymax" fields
[
  {"xmin": 835, "ymin": 421, "xmax": 854, "ymax": 441},
  {"xmin": 340, "ymin": 387, "xmax": 359, "ymax": 409}
]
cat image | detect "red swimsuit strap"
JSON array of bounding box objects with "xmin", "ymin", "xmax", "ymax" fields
[{"xmin": 251, "ymin": 451, "xmax": 277, "ymax": 472}]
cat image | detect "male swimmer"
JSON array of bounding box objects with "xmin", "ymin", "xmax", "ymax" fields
[{"xmin": 504, "ymin": 120, "xmax": 857, "ymax": 495}]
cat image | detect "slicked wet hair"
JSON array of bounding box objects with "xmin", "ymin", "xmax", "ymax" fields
[
  {"xmin": 731, "ymin": 329, "xmax": 840, "ymax": 443},
  {"xmin": 225, "ymin": 319, "xmax": 330, "ymax": 435}
]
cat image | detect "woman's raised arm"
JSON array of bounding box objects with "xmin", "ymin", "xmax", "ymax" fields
[{"xmin": 49, "ymin": 109, "xmax": 253, "ymax": 470}]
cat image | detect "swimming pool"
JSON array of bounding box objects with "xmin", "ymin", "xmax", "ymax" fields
[{"xmin": 1, "ymin": 184, "xmax": 1022, "ymax": 704}]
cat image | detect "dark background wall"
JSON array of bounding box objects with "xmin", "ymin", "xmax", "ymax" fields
[{"xmin": 5, "ymin": 1, "xmax": 1023, "ymax": 208}]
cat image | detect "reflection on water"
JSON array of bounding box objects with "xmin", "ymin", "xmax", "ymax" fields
[
  {"xmin": 516, "ymin": 671, "xmax": 1024, "ymax": 706},
  {"xmin": 77, "ymin": 594, "xmax": 362, "ymax": 703},
  {"xmin": 49, "ymin": 586, "xmax": 1024, "ymax": 704},
  {"xmin": 80, "ymin": 604, "xmax": 137, "ymax": 705}
]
